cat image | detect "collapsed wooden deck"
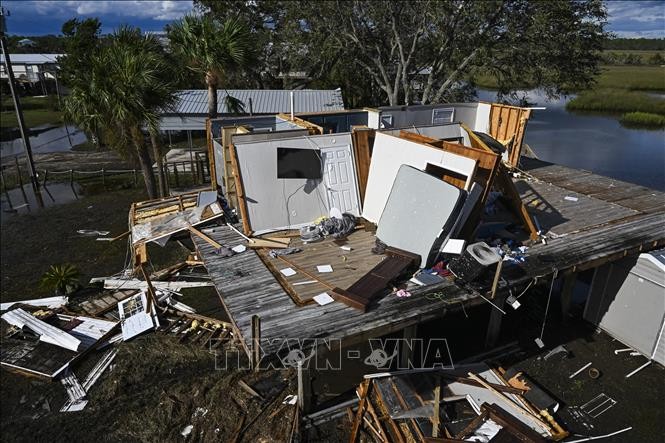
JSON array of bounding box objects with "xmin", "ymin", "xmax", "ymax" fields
[
  {"xmin": 193, "ymin": 159, "xmax": 665, "ymax": 359},
  {"xmin": 507, "ymin": 158, "xmax": 665, "ymax": 286},
  {"xmin": 193, "ymin": 227, "xmax": 480, "ymax": 358}
]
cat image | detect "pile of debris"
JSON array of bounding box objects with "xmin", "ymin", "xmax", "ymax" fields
[{"xmin": 349, "ymin": 364, "xmax": 569, "ymax": 442}]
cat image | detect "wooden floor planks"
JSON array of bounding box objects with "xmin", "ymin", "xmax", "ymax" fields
[
  {"xmin": 192, "ymin": 159, "xmax": 664, "ymax": 358},
  {"xmin": 193, "ymin": 225, "xmax": 479, "ymax": 357}
]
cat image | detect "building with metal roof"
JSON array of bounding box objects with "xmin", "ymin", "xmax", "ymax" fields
[{"xmin": 159, "ymin": 89, "xmax": 345, "ymax": 131}]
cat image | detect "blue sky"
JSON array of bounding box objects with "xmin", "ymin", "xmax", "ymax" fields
[{"xmin": 2, "ymin": 0, "xmax": 664, "ymax": 38}]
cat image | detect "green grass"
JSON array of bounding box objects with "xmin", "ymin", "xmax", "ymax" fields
[
  {"xmin": 0, "ymin": 95, "xmax": 63, "ymax": 132},
  {"xmin": 596, "ymin": 65, "xmax": 665, "ymax": 91},
  {"xmin": 566, "ymin": 89, "xmax": 665, "ymax": 115},
  {"xmin": 472, "ymin": 65, "xmax": 665, "ymax": 92},
  {"xmin": 620, "ymin": 112, "xmax": 665, "ymax": 128}
]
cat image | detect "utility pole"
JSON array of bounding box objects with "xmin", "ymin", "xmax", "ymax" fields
[{"xmin": 0, "ymin": 7, "xmax": 43, "ymax": 207}]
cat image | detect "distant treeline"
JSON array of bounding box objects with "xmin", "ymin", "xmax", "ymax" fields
[{"xmin": 603, "ymin": 38, "xmax": 665, "ymax": 51}]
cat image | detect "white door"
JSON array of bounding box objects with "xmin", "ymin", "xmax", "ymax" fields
[{"xmin": 322, "ymin": 145, "xmax": 361, "ymax": 216}]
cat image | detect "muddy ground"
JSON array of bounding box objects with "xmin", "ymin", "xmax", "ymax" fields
[{"xmin": 1, "ymin": 186, "xmax": 305, "ymax": 442}]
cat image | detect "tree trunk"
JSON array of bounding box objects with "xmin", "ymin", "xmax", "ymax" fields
[
  {"xmin": 150, "ymin": 130, "xmax": 167, "ymax": 197},
  {"xmin": 206, "ymin": 72, "xmax": 217, "ymax": 119},
  {"xmin": 135, "ymin": 135, "xmax": 157, "ymax": 199}
]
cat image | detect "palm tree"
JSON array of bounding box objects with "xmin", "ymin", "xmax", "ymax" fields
[
  {"xmin": 64, "ymin": 27, "xmax": 177, "ymax": 198},
  {"xmin": 168, "ymin": 15, "xmax": 253, "ymax": 119}
]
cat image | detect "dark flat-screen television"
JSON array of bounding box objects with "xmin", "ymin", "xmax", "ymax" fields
[{"xmin": 277, "ymin": 147, "xmax": 322, "ymax": 179}]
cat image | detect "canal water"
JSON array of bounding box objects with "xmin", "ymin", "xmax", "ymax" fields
[
  {"xmin": 478, "ymin": 89, "xmax": 665, "ymax": 191},
  {"xmin": 0, "ymin": 124, "xmax": 87, "ymax": 159}
]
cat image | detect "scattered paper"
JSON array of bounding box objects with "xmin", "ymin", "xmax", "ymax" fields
[
  {"xmin": 231, "ymin": 245, "xmax": 247, "ymax": 253},
  {"xmin": 313, "ymin": 292, "xmax": 335, "ymax": 305},
  {"xmin": 280, "ymin": 267, "xmax": 297, "ymax": 277},
  {"xmin": 441, "ymin": 239, "xmax": 466, "ymax": 255},
  {"xmin": 340, "ymin": 246, "xmax": 352, "ymax": 251},
  {"xmin": 510, "ymin": 299, "xmax": 521, "ymax": 310},
  {"xmin": 181, "ymin": 425, "xmax": 193, "ymax": 437},
  {"xmin": 283, "ymin": 394, "xmax": 298, "ymax": 405},
  {"xmin": 534, "ymin": 337, "xmax": 545, "ymax": 349},
  {"xmin": 564, "ymin": 196, "xmax": 579, "ymax": 202},
  {"xmin": 317, "ymin": 265, "xmax": 333, "ymax": 273}
]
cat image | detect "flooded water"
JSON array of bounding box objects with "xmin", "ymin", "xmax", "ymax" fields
[
  {"xmin": 0, "ymin": 182, "xmax": 82, "ymax": 218},
  {"xmin": 0, "ymin": 124, "xmax": 88, "ymax": 158},
  {"xmin": 477, "ymin": 89, "xmax": 665, "ymax": 191}
]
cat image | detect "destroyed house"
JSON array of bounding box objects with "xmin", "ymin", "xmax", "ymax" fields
[{"xmin": 124, "ymin": 100, "xmax": 665, "ymax": 422}]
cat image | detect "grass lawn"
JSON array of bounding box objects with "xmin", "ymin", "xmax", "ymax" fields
[
  {"xmin": 595, "ymin": 65, "xmax": 665, "ymax": 91},
  {"xmin": 0, "ymin": 187, "xmax": 184, "ymax": 302},
  {"xmin": 472, "ymin": 64, "xmax": 665, "ymax": 92},
  {"xmin": 0, "ymin": 95, "xmax": 63, "ymax": 135}
]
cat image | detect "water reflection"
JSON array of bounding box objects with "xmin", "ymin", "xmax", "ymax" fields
[
  {"xmin": 0, "ymin": 182, "xmax": 82, "ymax": 218},
  {"xmin": 477, "ymin": 89, "xmax": 665, "ymax": 191},
  {"xmin": 0, "ymin": 124, "xmax": 88, "ymax": 158}
]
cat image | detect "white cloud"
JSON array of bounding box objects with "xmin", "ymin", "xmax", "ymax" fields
[{"xmin": 7, "ymin": 0, "xmax": 193, "ymax": 21}]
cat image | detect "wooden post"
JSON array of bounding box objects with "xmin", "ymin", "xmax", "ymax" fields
[
  {"xmin": 133, "ymin": 169, "xmax": 138, "ymax": 187},
  {"xmin": 41, "ymin": 169, "xmax": 48, "ymax": 186},
  {"xmin": 560, "ymin": 273, "xmax": 577, "ymax": 322},
  {"xmin": 101, "ymin": 168, "xmax": 106, "ymax": 188},
  {"xmin": 173, "ymin": 163, "xmax": 179, "ymax": 187},
  {"xmin": 14, "ymin": 157, "xmax": 28, "ymax": 205},
  {"xmin": 432, "ymin": 376, "xmax": 441, "ymax": 437},
  {"xmin": 400, "ymin": 324, "xmax": 418, "ymax": 369},
  {"xmin": 485, "ymin": 293, "xmax": 507, "ymax": 349},
  {"xmin": 297, "ymin": 361, "xmax": 313, "ymax": 413},
  {"xmin": 251, "ymin": 315, "xmax": 261, "ymax": 371},
  {"xmin": 489, "ymin": 259, "xmax": 504, "ymax": 300},
  {"xmin": 0, "ymin": 167, "xmax": 14, "ymax": 211}
]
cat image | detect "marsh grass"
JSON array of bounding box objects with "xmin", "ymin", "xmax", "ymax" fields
[
  {"xmin": 620, "ymin": 112, "xmax": 665, "ymax": 128},
  {"xmin": 566, "ymin": 89, "xmax": 665, "ymax": 115}
]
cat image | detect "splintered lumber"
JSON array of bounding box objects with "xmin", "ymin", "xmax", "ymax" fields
[
  {"xmin": 99, "ymin": 279, "xmax": 213, "ymax": 291},
  {"xmin": 247, "ymin": 237, "xmax": 291, "ymax": 249},
  {"xmin": 165, "ymin": 308, "xmax": 234, "ymax": 330},
  {"xmin": 238, "ymin": 380, "xmax": 264, "ymax": 400},
  {"xmin": 110, "ymin": 230, "xmax": 131, "ymax": 242},
  {"xmin": 467, "ymin": 372, "xmax": 552, "ymax": 435},
  {"xmin": 350, "ymin": 380, "xmax": 372, "ymax": 443},
  {"xmin": 188, "ymin": 226, "xmax": 222, "ymax": 250}
]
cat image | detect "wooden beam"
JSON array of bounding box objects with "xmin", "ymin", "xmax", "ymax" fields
[
  {"xmin": 206, "ymin": 118, "xmax": 216, "ymax": 189},
  {"xmin": 467, "ymin": 372, "xmax": 552, "ymax": 435},
  {"xmin": 494, "ymin": 163, "xmax": 539, "ymax": 240},
  {"xmin": 188, "ymin": 226, "xmax": 222, "ymax": 250},
  {"xmin": 251, "ymin": 315, "xmax": 261, "ymax": 371},
  {"xmin": 350, "ymin": 380, "xmax": 371, "ymax": 443},
  {"xmin": 432, "ymin": 376, "xmax": 441, "ymax": 438},
  {"xmin": 228, "ymin": 143, "xmax": 252, "ymax": 235}
]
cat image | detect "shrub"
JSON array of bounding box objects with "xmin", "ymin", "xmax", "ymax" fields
[
  {"xmin": 40, "ymin": 264, "xmax": 81, "ymax": 295},
  {"xmin": 620, "ymin": 112, "xmax": 665, "ymax": 128}
]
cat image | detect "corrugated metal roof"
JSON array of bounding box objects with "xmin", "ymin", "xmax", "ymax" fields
[
  {"xmin": 168, "ymin": 89, "xmax": 345, "ymax": 115},
  {"xmin": 0, "ymin": 54, "xmax": 63, "ymax": 64}
]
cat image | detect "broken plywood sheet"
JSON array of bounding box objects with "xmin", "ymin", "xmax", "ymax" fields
[
  {"xmin": 0, "ymin": 296, "xmax": 68, "ymax": 312},
  {"xmin": 132, "ymin": 202, "xmax": 224, "ymax": 246},
  {"xmin": 258, "ymin": 229, "xmax": 384, "ymax": 304},
  {"xmin": 95, "ymin": 279, "xmax": 212, "ymax": 291},
  {"xmin": 2, "ymin": 308, "xmax": 81, "ymax": 352},
  {"xmin": 0, "ymin": 338, "xmax": 75, "ymax": 379}
]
